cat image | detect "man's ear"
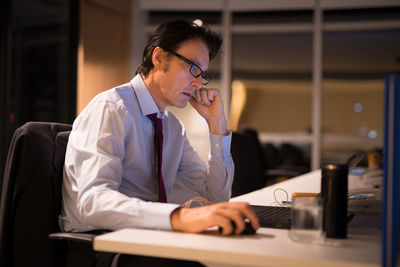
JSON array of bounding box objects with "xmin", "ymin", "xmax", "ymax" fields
[{"xmin": 152, "ymin": 47, "xmax": 164, "ymax": 69}]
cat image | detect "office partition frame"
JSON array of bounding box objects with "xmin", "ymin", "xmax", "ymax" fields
[
  {"xmin": 383, "ymin": 73, "xmax": 400, "ymax": 267},
  {"xmin": 132, "ymin": 0, "xmax": 400, "ymax": 170}
]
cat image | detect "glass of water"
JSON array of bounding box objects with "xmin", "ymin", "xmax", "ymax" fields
[{"xmin": 289, "ymin": 196, "xmax": 323, "ymax": 244}]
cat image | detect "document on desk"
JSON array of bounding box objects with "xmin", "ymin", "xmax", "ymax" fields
[{"xmin": 93, "ymin": 227, "xmax": 380, "ymax": 267}]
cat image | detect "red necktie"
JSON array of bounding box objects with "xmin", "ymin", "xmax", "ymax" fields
[{"xmin": 147, "ymin": 113, "xmax": 167, "ymax": 203}]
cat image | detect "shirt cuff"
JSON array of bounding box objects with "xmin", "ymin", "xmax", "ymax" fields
[
  {"xmin": 140, "ymin": 202, "xmax": 180, "ymax": 230},
  {"xmin": 209, "ymin": 131, "xmax": 232, "ymax": 158}
]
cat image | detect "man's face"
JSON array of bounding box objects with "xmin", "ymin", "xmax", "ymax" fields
[{"xmin": 156, "ymin": 39, "xmax": 210, "ymax": 110}]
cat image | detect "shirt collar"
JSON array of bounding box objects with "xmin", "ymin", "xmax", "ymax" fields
[{"xmin": 130, "ymin": 74, "xmax": 166, "ymax": 119}]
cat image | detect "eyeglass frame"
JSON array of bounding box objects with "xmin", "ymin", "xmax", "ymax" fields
[{"xmin": 162, "ymin": 48, "xmax": 211, "ymax": 85}]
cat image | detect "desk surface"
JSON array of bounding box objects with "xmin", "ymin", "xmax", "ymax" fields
[
  {"xmin": 93, "ymin": 170, "xmax": 381, "ymax": 267},
  {"xmin": 231, "ymin": 169, "xmax": 322, "ymax": 206},
  {"xmin": 94, "ymin": 226, "xmax": 380, "ymax": 267}
]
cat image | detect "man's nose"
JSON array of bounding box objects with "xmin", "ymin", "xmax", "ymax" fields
[{"xmin": 190, "ymin": 75, "xmax": 202, "ymax": 89}]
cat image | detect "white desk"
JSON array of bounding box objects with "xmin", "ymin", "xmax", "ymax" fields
[
  {"xmin": 232, "ymin": 169, "xmax": 373, "ymax": 205},
  {"xmin": 231, "ymin": 169, "xmax": 322, "ymax": 206},
  {"xmin": 93, "ymin": 171, "xmax": 381, "ymax": 267}
]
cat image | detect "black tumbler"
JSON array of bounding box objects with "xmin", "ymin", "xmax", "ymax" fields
[{"xmin": 321, "ymin": 163, "xmax": 348, "ymax": 238}]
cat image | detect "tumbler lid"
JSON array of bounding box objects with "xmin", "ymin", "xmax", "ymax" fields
[{"xmin": 322, "ymin": 163, "xmax": 348, "ymax": 171}]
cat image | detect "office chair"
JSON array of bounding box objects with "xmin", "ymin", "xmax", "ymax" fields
[
  {"xmin": 264, "ymin": 143, "xmax": 310, "ymax": 182},
  {"xmin": 0, "ymin": 122, "xmax": 116, "ymax": 267},
  {"xmin": 231, "ymin": 129, "xmax": 267, "ymax": 197},
  {"xmin": 231, "ymin": 127, "xmax": 311, "ymax": 195}
]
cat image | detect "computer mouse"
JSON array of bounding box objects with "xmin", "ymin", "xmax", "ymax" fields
[
  {"xmin": 218, "ymin": 220, "xmax": 257, "ymax": 235},
  {"xmin": 241, "ymin": 221, "xmax": 257, "ymax": 235}
]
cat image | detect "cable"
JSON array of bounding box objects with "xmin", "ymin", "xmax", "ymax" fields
[{"xmin": 270, "ymin": 188, "xmax": 291, "ymax": 207}]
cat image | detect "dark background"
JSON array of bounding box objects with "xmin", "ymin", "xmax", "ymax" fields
[{"xmin": 0, "ymin": 0, "xmax": 79, "ymax": 193}]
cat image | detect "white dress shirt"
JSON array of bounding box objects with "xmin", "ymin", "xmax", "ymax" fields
[{"xmin": 60, "ymin": 74, "xmax": 234, "ymax": 232}]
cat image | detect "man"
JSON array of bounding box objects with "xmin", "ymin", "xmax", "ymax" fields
[{"xmin": 60, "ymin": 20, "xmax": 259, "ymax": 243}]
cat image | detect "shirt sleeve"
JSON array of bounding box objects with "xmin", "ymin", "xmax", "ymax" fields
[
  {"xmin": 62, "ymin": 99, "xmax": 179, "ymax": 232},
  {"xmin": 171, "ymin": 131, "xmax": 234, "ymax": 204}
]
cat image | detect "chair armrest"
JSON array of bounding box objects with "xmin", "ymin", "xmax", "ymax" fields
[
  {"xmin": 49, "ymin": 232, "xmax": 95, "ymax": 244},
  {"xmin": 49, "ymin": 232, "xmax": 121, "ymax": 267}
]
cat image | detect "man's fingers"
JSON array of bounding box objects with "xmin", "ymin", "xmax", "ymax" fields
[
  {"xmin": 217, "ymin": 208, "xmax": 245, "ymax": 235},
  {"xmin": 199, "ymin": 89, "xmax": 210, "ymax": 105},
  {"xmin": 192, "ymin": 88, "xmax": 219, "ymax": 106},
  {"xmin": 231, "ymin": 202, "xmax": 260, "ymax": 230},
  {"xmin": 193, "ymin": 89, "xmax": 201, "ymax": 103},
  {"xmin": 206, "ymin": 89, "xmax": 217, "ymax": 102},
  {"xmin": 213, "ymin": 202, "xmax": 259, "ymax": 235},
  {"xmin": 215, "ymin": 215, "xmax": 234, "ymax": 235},
  {"xmin": 171, "ymin": 202, "xmax": 259, "ymax": 235}
]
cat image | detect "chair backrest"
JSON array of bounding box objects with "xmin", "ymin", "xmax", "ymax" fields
[
  {"xmin": 231, "ymin": 129, "xmax": 266, "ymax": 197},
  {"xmin": 0, "ymin": 122, "xmax": 71, "ymax": 267}
]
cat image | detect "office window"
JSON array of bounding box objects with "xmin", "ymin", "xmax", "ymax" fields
[
  {"xmin": 232, "ymin": 10, "xmax": 313, "ymax": 24},
  {"xmin": 323, "ymin": 7, "xmax": 400, "ymax": 22},
  {"xmin": 232, "ymin": 33, "xmax": 312, "ymax": 134},
  {"xmin": 322, "ymin": 27, "xmax": 400, "ymax": 162}
]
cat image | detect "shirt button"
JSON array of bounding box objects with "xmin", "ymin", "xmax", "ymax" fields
[{"xmin": 216, "ymin": 143, "xmax": 220, "ymax": 147}]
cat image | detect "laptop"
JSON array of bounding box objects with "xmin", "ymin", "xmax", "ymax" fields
[{"xmin": 250, "ymin": 205, "xmax": 292, "ymax": 229}]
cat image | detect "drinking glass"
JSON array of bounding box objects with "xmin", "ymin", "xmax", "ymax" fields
[{"xmin": 289, "ymin": 196, "xmax": 323, "ymax": 244}]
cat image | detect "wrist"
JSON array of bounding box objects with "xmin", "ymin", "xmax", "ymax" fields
[
  {"xmin": 207, "ymin": 117, "xmax": 227, "ymax": 135},
  {"xmin": 170, "ymin": 207, "xmax": 183, "ymax": 230}
]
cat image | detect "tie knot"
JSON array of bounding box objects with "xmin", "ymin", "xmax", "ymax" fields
[
  {"xmin": 146, "ymin": 113, "xmax": 160, "ymax": 122},
  {"xmin": 147, "ymin": 113, "xmax": 163, "ymax": 133}
]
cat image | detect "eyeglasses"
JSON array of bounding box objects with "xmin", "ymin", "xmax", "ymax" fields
[{"xmin": 165, "ymin": 49, "xmax": 211, "ymax": 85}]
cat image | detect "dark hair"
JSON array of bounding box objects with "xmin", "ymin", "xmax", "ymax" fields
[{"xmin": 136, "ymin": 20, "xmax": 222, "ymax": 77}]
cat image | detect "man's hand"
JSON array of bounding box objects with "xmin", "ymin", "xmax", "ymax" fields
[
  {"xmin": 170, "ymin": 202, "xmax": 260, "ymax": 235},
  {"xmin": 189, "ymin": 88, "xmax": 227, "ymax": 135}
]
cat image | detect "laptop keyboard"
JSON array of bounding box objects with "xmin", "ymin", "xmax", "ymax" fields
[{"xmin": 250, "ymin": 205, "xmax": 292, "ymax": 229}]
